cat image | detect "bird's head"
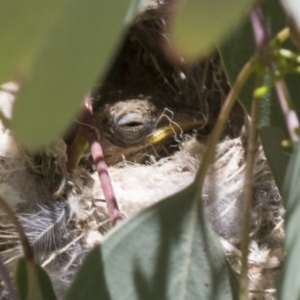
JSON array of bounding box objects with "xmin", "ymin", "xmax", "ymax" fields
[{"xmin": 94, "ymin": 91, "xmax": 206, "ymax": 165}]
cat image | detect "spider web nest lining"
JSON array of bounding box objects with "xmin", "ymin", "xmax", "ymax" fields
[{"xmin": 0, "ymin": 3, "xmax": 285, "ymax": 300}]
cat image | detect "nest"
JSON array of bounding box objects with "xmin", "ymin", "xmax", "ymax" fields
[
  {"xmin": 93, "ymin": 2, "xmax": 246, "ymax": 140},
  {"xmin": 0, "ymin": 3, "xmax": 284, "ymax": 300}
]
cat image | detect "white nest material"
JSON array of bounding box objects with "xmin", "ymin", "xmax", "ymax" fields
[{"xmin": 0, "ymin": 83, "xmax": 284, "ymax": 300}]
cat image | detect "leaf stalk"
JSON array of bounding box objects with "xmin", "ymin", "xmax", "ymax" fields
[
  {"xmin": 239, "ymin": 76, "xmax": 261, "ymax": 300},
  {"xmin": 250, "ymin": 5, "xmax": 299, "ymax": 142},
  {"xmin": 195, "ymin": 60, "xmax": 254, "ymax": 190}
]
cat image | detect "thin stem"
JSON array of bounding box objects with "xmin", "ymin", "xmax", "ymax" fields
[
  {"xmin": 239, "ymin": 77, "xmax": 261, "ymax": 300},
  {"xmin": 250, "ymin": 5, "xmax": 299, "ymax": 142},
  {"xmin": 0, "ymin": 257, "xmax": 20, "ymax": 300},
  {"xmin": 195, "ymin": 60, "xmax": 254, "ymax": 189},
  {"xmin": 250, "ymin": 7, "xmax": 269, "ymax": 59},
  {"xmin": 274, "ymin": 80, "xmax": 299, "ymax": 142},
  {"xmin": 200, "ymin": 54, "xmax": 211, "ymax": 88},
  {"xmin": 0, "ymin": 196, "xmax": 33, "ymax": 261},
  {"xmin": 0, "ymin": 198, "xmax": 43, "ymax": 300},
  {"xmin": 81, "ymin": 95, "xmax": 122, "ymax": 226},
  {"xmin": 67, "ymin": 94, "xmax": 121, "ymax": 226},
  {"xmin": 90, "ymin": 141, "xmax": 122, "ymax": 226},
  {"xmin": 0, "ymin": 196, "xmax": 44, "ymax": 300}
]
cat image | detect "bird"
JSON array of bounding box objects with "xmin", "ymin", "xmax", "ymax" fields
[
  {"xmin": 91, "ymin": 5, "xmax": 246, "ymax": 166},
  {"xmin": 93, "ymin": 90, "xmax": 206, "ymax": 165},
  {"xmin": 0, "ymin": 4, "xmax": 283, "ymax": 300}
]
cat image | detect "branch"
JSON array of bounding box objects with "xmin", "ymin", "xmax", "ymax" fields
[
  {"xmin": 239, "ymin": 76, "xmax": 261, "ymax": 300},
  {"xmin": 250, "ymin": 5, "xmax": 299, "ymax": 142},
  {"xmin": 195, "ymin": 60, "xmax": 254, "ymax": 189},
  {"xmin": 68, "ymin": 94, "xmax": 122, "ymax": 226}
]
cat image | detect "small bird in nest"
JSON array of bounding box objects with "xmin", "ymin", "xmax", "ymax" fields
[
  {"xmin": 0, "ymin": 5, "xmax": 284, "ymax": 300},
  {"xmin": 91, "ymin": 6, "xmax": 245, "ymax": 165},
  {"xmin": 93, "ymin": 89, "xmax": 206, "ymax": 165}
]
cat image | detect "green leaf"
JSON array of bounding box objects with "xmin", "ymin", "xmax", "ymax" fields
[
  {"xmin": 280, "ymin": 0, "xmax": 300, "ymax": 30},
  {"xmin": 0, "ymin": 0, "xmax": 68, "ymax": 84},
  {"xmin": 219, "ymin": 0, "xmax": 289, "ymax": 128},
  {"xmin": 218, "ymin": 0, "xmax": 296, "ymax": 188},
  {"xmin": 15, "ymin": 258, "xmax": 57, "ymax": 300},
  {"xmin": 277, "ymin": 143, "xmax": 300, "ymax": 300},
  {"xmin": 169, "ymin": 0, "xmax": 254, "ymax": 59},
  {"xmin": 65, "ymin": 185, "xmax": 238, "ymax": 300},
  {"xmin": 219, "ymin": 0, "xmax": 300, "ymax": 127},
  {"xmin": 280, "ymin": 0, "xmax": 300, "ymax": 49},
  {"xmin": 15, "ymin": 259, "xmax": 28, "ymax": 300},
  {"xmin": 259, "ymin": 127, "xmax": 290, "ymax": 192},
  {"xmin": 11, "ymin": 0, "xmax": 131, "ymax": 149}
]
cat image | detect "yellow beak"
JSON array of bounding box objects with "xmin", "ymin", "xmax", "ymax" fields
[{"xmin": 147, "ymin": 120, "xmax": 204, "ymax": 144}]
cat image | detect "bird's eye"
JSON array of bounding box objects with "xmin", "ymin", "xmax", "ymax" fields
[{"xmin": 113, "ymin": 113, "xmax": 155, "ymax": 145}]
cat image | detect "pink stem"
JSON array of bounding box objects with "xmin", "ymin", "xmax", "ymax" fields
[
  {"xmin": 81, "ymin": 95, "xmax": 122, "ymax": 226},
  {"xmin": 250, "ymin": 5, "xmax": 299, "ymax": 142}
]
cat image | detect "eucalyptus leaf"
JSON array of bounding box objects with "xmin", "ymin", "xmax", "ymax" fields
[
  {"xmin": 219, "ymin": 0, "xmax": 300, "ymax": 127},
  {"xmin": 65, "ymin": 184, "xmax": 238, "ymax": 300},
  {"xmin": 259, "ymin": 127, "xmax": 290, "ymax": 192},
  {"xmin": 15, "ymin": 259, "xmax": 28, "ymax": 300},
  {"xmin": 219, "ymin": 0, "xmax": 289, "ymax": 128},
  {"xmin": 277, "ymin": 143, "xmax": 300, "ymax": 300},
  {"xmin": 218, "ymin": 0, "xmax": 297, "ymax": 188},
  {"xmin": 280, "ymin": 0, "xmax": 300, "ymax": 30},
  {"xmin": 169, "ymin": 0, "xmax": 254, "ymax": 59},
  {"xmin": 0, "ymin": 0, "xmax": 68, "ymax": 84},
  {"xmin": 11, "ymin": 0, "xmax": 131, "ymax": 149},
  {"xmin": 15, "ymin": 258, "xmax": 57, "ymax": 300},
  {"xmin": 280, "ymin": 0, "xmax": 300, "ymax": 49}
]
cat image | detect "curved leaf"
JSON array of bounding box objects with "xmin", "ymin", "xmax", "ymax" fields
[
  {"xmin": 169, "ymin": 0, "xmax": 254, "ymax": 59},
  {"xmin": 11, "ymin": 0, "xmax": 131, "ymax": 149},
  {"xmin": 219, "ymin": 0, "xmax": 289, "ymax": 127},
  {"xmin": 15, "ymin": 258, "xmax": 57, "ymax": 300},
  {"xmin": 0, "ymin": 0, "xmax": 68, "ymax": 84},
  {"xmin": 219, "ymin": 0, "xmax": 296, "ymax": 188},
  {"xmin": 65, "ymin": 185, "xmax": 238, "ymax": 300},
  {"xmin": 259, "ymin": 127, "xmax": 290, "ymax": 191},
  {"xmin": 277, "ymin": 143, "xmax": 300, "ymax": 300},
  {"xmin": 280, "ymin": 0, "xmax": 300, "ymax": 48}
]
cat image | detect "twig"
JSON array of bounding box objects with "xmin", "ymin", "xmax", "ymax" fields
[
  {"xmin": 239, "ymin": 77, "xmax": 261, "ymax": 300},
  {"xmin": 274, "ymin": 80, "xmax": 299, "ymax": 142},
  {"xmin": 249, "ymin": 288, "xmax": 276, "ymax": 294},
  {"xmin": 41, "ymin": 233, "xmax": 85, "ymax": 268},
  {"xmin": 73, "ymin": 94, "xmax": 122, "ymax": 226},
  {"xmin": 250, "ymin": 5, "xmax": 299, "ymax": 142},
  {"xmin": 200, "ymin": 54, "xmax": 211, "ymax": 88},
  {"xmin": 195, "ymin": 60, "xmax": 254, "ymax": 188}
]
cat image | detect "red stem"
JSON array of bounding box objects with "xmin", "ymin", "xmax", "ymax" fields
[{"xmin": 81, "ymin": 95, "xmax": 122, "ymax": 226}]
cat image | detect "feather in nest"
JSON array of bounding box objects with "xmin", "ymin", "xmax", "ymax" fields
[
  {"xmin": 0, "ymin": 76, "xmax": 285, "ymax": 300},
  {"xmin": 0, "ymin": 133, "xmax": 284, "ymax": 300},
  {"xmin": 0, "ymin": 3, "xmax": 285, "ymax": 299}
]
